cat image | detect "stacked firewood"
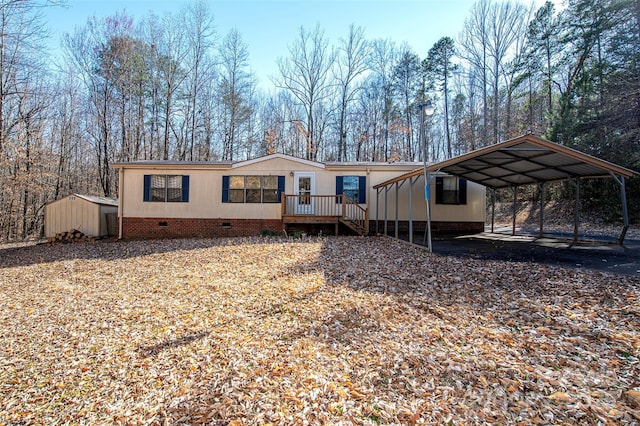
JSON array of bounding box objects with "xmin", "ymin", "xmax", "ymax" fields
[{"xmin": 47, "ymin": 229, "xmax": 96, "ymax": 245}]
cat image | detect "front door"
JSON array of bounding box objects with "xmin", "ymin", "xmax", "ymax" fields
[{"xmin": 293, "ymin": 172, "xmax": 315, "ymax": 214}]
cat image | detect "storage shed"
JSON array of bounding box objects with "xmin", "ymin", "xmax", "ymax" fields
[{"xmin": 44, "ymin": 194, "xmax": 118, "ymax": 238}]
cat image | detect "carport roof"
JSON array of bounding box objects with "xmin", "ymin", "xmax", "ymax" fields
[{"xmin": 374, "ymin": 134, "xmax": 636, "ymax": 189}]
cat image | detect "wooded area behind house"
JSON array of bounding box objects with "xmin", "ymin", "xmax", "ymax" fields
[{"xmin": 0, "ymin": 0, "xmax": 638, "ymax": 241}]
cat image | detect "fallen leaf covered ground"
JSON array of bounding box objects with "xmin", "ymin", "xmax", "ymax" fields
[{"xmin": 1, "ymin": 236, "xmax": 639, "ymax": 425}]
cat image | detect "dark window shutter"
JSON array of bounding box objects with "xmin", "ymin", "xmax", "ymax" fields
[
  {"xmin": 335, "ymin": 176, "xmax": 344, "ymax": 203},
  {"xmin": 181, "ymin": 175, "xmax": 190, "ymax": 202},
  {"xmin": 143, "ymin": 175, "xmax": 151, "ymax": 202},
  {"xmin": 435, "ymin": 176, "xmax": 444, "ymax": 204},
  {"xmin": 277, "ymin": 176, "xmax": 285, "ymax": 202},
  {"xmin": 458, "ymin": 178, "xmax": 467, "ymax": 205},
  {"xmin": 222, "ymin": 176, "xmax": 230, "ymax": 203},
  {"xmin": 358, "ymin": 176, "xmax": 366, "ymax": 203}
]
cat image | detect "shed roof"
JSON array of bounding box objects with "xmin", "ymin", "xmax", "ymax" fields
[
  {"xmin": 50, "ymin": 194, "xmax": 118, "ymax": 207},
  {"xmin": 375, "ymin": 134, "xmax": 636, "ymax": 189},
  {"xmin": 75, "ymin": 194, "xmax": 118, "ymax": 206}
]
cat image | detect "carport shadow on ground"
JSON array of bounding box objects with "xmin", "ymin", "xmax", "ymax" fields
[{"xmin": 397, "ymin": 230, "xmax": 640, "ymax": 277}]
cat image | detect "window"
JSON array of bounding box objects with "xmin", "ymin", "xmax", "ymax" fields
[
  {"xmin": 336, "ymin": 176, "xmax": 366, "ymax": 203},
  {"xmin": 229, "ymin": 176, "xmax": 246, "ymax": 203},
  {"xmin": 222, "ymin": 175, "xmax": 284, "ymax": 203},
  {"xmin": 435, "ymin": 176, "xmax": 467, "ymax": 205},
  {"xmin": 144, "ymin": 175, "xmax": 189, "ymax": 202}
]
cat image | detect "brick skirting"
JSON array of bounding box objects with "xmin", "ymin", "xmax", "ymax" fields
[
  {"xmin": 121, "ymin": 217, "xmax": 483, "ymax": 239},
  {"xmin": 122, "ymin": 217, "xmax": 284, "ymax": 239}
]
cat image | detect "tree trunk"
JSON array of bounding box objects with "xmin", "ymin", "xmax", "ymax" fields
[
  {"xmin": 444, "ymin": 62, "xmax": 452, "ymax": 158},
  {"xmin": 163, "ymin": 81, "xmax": 172, "ymax": 160},
  {"xmin": 339, "ymin": 100, "xmax": 347, "ymax": 161}
]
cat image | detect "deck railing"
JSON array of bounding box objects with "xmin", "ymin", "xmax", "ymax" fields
[
  {"xmin": 281, "ymin": 194, "xmax": 342, "ymax": 217},
  {"xmin": 341, "ymin": 194, "xmax": 369, "ymax": 234},
  {"xmin": 281, "ymin": 194, "xmax": 369, "ymax": 234}
]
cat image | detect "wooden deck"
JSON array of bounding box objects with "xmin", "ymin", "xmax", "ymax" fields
[{"xmin": 281, "ymin": 194, "xmax": 369, "ymax": 236}]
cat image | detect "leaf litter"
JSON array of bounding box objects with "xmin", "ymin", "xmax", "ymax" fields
[{"xmin": 0, "ymin": 236, "xmax": 639, "ymax": 425}]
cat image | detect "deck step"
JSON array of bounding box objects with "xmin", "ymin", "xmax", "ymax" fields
[{"xmin": 339, "ymin": 218, "xmax": 366, "ymax": 236}]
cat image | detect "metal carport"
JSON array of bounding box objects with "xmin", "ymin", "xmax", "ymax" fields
[{"xmin": 374, "ymin": 134, "xmax": 637, "ymax": 245}]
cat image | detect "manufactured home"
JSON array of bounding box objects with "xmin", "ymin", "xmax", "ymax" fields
[{"xmin": 113, "ymin": 153, "xmax": 485, "ymax": 239}]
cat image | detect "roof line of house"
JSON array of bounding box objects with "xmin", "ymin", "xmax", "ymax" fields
[{"xmin": 112, "ymin": 152, "xmax": 424, "ymax": 169}]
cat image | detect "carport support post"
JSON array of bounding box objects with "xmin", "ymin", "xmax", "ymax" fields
[
  {"xmin": 409, "ymin": 177, "xmax": 414, "ymax": 244},
  {"xmin": 395, "ymin": 181, "xmax": 399, "ymax": 239},
  {"xmin": 612, "ymin": 174, "xmax": 629, "ymax": 245},
  {"xmin": 491, "ymin": 188, "xmax": 496, "ymax": 233},
  {"xmin": 538, "ymin": 182, "xmax": 545, "ymax": 239},
  {"xmin": 384, "ymin": 186, "xmax": 389, "ymax": 236},
  {"xmin": 512, "ymin": 186, "xmax": 518, "ymax": 236},
  {"xmin": 574, "ymin": 178, "xmax": 580, "ymax": 242},
  {"xmin": 375, "ymin": 188, "xmax": 380, "ymax": 234}
]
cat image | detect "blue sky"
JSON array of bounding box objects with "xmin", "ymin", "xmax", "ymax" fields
[{"xmin": 45, "ymin": 0, "xmax": 546, "ymax": 89}]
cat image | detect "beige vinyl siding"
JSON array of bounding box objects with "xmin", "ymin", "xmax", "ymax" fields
[
  {"xmin": 117, "ymin": 157, "xmax": 485, "ymax": 223},
  {"xmin": 369, "ymin": 172, "xmax": 485, "ymax": 223}
]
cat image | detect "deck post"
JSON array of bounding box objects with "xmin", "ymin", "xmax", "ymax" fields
[
  {"xmin": 364, "ymin": 207, "xmax": 369, "ymax": 235},
  {"xmin": 538, "ymin": 182, "xmax": 545, "ymax": 239},
  {"xmin": 342, "ymin": 192, "xmax": 346, "ymax": 219}
]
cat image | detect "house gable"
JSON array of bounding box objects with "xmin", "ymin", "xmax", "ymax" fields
[{"xmin": 231, "ymin": 153, "xmax": 325, "ymax": 170}]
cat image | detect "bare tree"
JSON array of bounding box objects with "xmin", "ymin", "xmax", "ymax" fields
[
  {"xmin": 275, "ymin": 24, "xmax": 335, "ymax": 161},
  {"xmin": 259, "ymin": 90, "xmax": 305, "ymax": 157},
  {"xmin": 0, "ymin": 0, "xmax": 55, "ymax": 157},
  {"xmin": 501, "ymin": 4, "xmax": 533, "ymax": 139},
  {"xmin": 368, "ymin": 38, "xmax": 400, "ymax": 160},
  {"xmin": 453, "ymin": 68, "xmax": 481, "ymax": 152},
  {"xmin": 137, "ymin": 13, "xmax": 162, "ymax": 159},
  {"xmin": 50, "ymin": 64, "xmax": 86, "ymax": 199},
  {"xmin": 486, "ymin": 1, "xmax": 527, "ymax": 144},
  {"xmin": 155, "ymin": 12, "xmax": 188, "ymax": 160},
  {"xmin": 98, "ymin": 23, "xmax": 148, "ymax": 162},
  {"xmin": 63, "ymin": 13, "xmax": 137, "ymax": 196},
  {"xmin": 357, "ymin": 76, "xmax": 385, "ymax": 161},
  {"xmin": 0, "ymin": 0, "xmax": 58, "ymax": 239},
  {"xmin": 458, "ymin": 0, "xmax": 528, "ymax": 145},
  {"xmin": 459, "ymin": 0, "xmax": 491, "ymax": 146},
  {"xmin": 182, "ymin": 0, "xmax": 215, "ymax": 161},
  {"xmin": 218, "ymin": 28, "xmax": 255, "ymax": 161},
  {"xmin": 334, "ymin": 24, "xmax": 369, "ymax": 161}
]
